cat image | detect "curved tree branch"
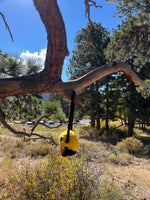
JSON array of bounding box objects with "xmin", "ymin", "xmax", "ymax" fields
[
  {"xmin": 0, "ymin": 107, "xmax": 58, "ymax": 145},
  {"xmin": 58, "ymin": 62, "xmax": 147, "ymax": 104},
  {"xmin": 61, "ymin": 62, "xmax": 147, "ymax": 90},
  {"xmin": 0, "ymin": 12, "xmax": 14, "ymax": 42}
]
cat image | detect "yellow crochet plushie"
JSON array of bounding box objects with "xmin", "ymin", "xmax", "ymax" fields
[{"xmin": 59, "ymin": 130, "xmax": 79, "ymax": 157}]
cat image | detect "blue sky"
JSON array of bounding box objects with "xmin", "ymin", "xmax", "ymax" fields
[{"xmin": 0, "ymin": 0, "xmax": 121, "ymax": 81}]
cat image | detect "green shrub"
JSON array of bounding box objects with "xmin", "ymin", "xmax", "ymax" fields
[
  {"xmin": 1, "ymin": 150, "xmax": 121, "ymax": 200},
  {"xmin": 116, "ymin": 137, "xmax": 143, "ymax": 155}
]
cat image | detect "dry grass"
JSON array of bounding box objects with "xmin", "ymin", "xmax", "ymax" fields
[
  {"xmin": 0, "ymin": 124, "xmax": 150, "ymax": 199},
  {"xmin": 106, "ymin": 163, "xmax": 150, "ymax": 199}
]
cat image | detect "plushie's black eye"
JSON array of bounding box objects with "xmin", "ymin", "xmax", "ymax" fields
[{"xmin": 60, "ymin": 137, "xmax": 63, "ymax": 141}]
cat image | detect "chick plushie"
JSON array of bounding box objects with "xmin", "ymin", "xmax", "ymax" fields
[{"xmin": 59, "ymin": 130, "xmax": 79, "ymax": 157}]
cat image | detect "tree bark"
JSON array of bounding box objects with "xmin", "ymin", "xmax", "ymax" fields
[
  {"xmin": 127, "ymin": 83, "xmax": 136, "ymax": 137},
  {"xmin": 128, "ymin": 112, "xmax": 135, "ymax": 137},
  {"xmin": 96, "ymin": 118, "xmax": 100, "ymax": 130},
  {"xmin": 105, "ymin": 79, "xmax": 109, "ymax": 131},
  {"xmin": 91, "ymin": 111, "xmax": 95, "ymax": 128}
]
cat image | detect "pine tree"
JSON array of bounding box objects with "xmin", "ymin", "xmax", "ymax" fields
[
  {"xmin": 0, "ymin": 51, "xmax": 43, "ymax": 121},
  {"xmin": 68, "ymin": 22, "xmax": 110, "ymax": 129},
  {"xmin": 105, "ymin": 0, "xmax": 150, "ymax": 136}
]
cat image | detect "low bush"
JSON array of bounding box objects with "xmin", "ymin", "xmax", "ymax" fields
[
  {"xmin": 25, "ymin": 143, "xmax": 53, "ymax": 157},
  {"xmin": 1, "ymin": 150, "xmax": 121, "ymax": 200},
  {"xmin": 116, "ymin": 137, "xmax": 143, "ymax": 155},
  {"xmin": 109, "ymin": 153, "xmax": 132, "ymax": 166}
]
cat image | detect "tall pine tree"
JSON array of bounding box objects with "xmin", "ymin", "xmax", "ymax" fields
[
  {"xmin": 68, "ymin": 23, "xmax": 110, "ymax": 129},
  {"xmin": 105, "ymin": 0, "xmax": 150, "ymax": 136}
]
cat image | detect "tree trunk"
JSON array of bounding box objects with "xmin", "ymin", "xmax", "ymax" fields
[
  {"xmin": 128, "ymin": 117, "xmax": 135, "ymax": 137},
  {"xmin": 91, "ymin": 111, "xmax": 95, "ymax": 127},
  {"xmin": 127, "ymin": 83, "xmax": 136, "ymax": 137},
  {"xmin": 105, "ymin": 79, "xmax": 109, "ymax": 131},
  {"xmin": 96, "ymin": 118, "xmax": 100, "ymax": 130},
  {"xmin": 105, "ymin": 115, "xmax": 109, "ymax": 131}
]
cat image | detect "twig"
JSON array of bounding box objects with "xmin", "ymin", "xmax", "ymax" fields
[
  {"xmin": 84, "ymin": 0, "xmax": 102, "ymax": 25},
  {"xmin": 0, "ymin": 12, "xmax": 14, "ymax": 42},
  {"xmin": 23, "ymin": 134, "xmax": 58, "ymax": 145}
]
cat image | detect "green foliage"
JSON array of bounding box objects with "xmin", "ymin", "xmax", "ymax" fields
[
  {"xmin": 48, "ymin": 93, "xmax": 70, "ymax": 118},
  {"xmin": 0, "ymin": 51, "xmax": 43, "ymax": 121},
  {"xmin": 1, "ymin": 94, "xmax": 43, "ymax": 121},
  {"xmin": 0, "ymin": 51, "xmax": 42, "ymax": 77},
  {"xmin": 104, "ymin": 0, "xmax": 150, "ymax": 137},
  {"xmin": 67, "ymin": 22, "xmax": 110, "ymax": 128},
  {"xmin": 105, "ymin": 0, "xmax": 149, "ymax": 65},
  {"xmin": 0, "ymin": 53, "xmax": 23, "ymax": 77},
  {"xmin": 116, "ymin": 137, "xmax": 143, "ymax": 155},
  {"xmin": 137, "ymin": 79, "xmax": 150, "ymax": 99},
  {"xmin": 26, "ymin": 58, "xmax": 42, "ymax": 75},
  {"xmin": 42, "ymin": 101, "xmax": 58, "ymax": 115},
  {"xmin": 42, "ymin": 100, "xmax": 66, "ymax": 123}
]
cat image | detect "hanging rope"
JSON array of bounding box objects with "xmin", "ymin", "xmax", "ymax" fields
[
  {"xmin": 59, "ymin": 91, "xmax": 79, "ymax": 157},
  {"xmin": 66, "ymin": 90, "xmax": 76, "ymax": 143}
]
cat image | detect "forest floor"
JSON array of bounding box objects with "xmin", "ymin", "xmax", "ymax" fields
[{"xmin": 0, "ymin": 123, "xmax": 150, "ymax": 199}]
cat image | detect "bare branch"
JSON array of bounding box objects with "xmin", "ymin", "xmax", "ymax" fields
[
  {"xmin": 39, "ymin": 122, "xmax": 62, "ymax": 129},
  {"xmin": 23, "ymin": 134, "xmax": 58, "ymax": 145},
  {"xmin": 84, "ymin": 0, "xmax": 102, "ymax": 25},
  {"xmin": 30, "ymin": 113, "xmax": 62, "ymax": 134},
  {"xmin": 0, "ymin": 62, "xmax": 146, "ymax": 104},
  {"xmin": 0, "ymin": 107, "xmax": 58, "ymax": 145},
  {"xmin": 0, "ymin": 12, "xmax": 14, "ymax": 42},
  {"xmin": 30, "ymin": 114, "xmax": 53, "ymax": 133},
  {"xmin": 58, "ymin": 62, "xmax": 147, "ymax": 104}
]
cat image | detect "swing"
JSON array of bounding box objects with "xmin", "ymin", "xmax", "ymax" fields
[{"xmin": 59, "ymin": 91, "xmax": 79, "ymax": 157}]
